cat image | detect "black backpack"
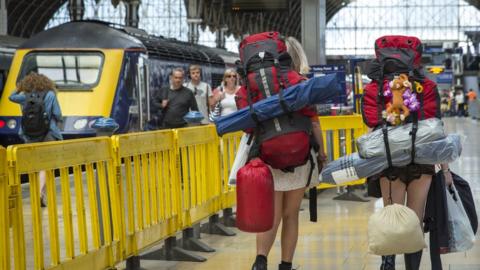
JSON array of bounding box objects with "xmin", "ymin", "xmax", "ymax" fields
[{"xmin": 22, "ymin": 91, "xmax": 50, "ymax": 138}]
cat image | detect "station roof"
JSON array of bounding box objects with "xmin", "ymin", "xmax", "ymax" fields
[{"xmin": 5, "ymin": 0, "xmax": 480, "ymax": 39}]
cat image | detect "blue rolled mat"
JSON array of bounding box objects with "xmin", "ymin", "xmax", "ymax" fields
[{"xmin": 214, "ymin": 74, "xmax": 341, "ymax": 136}]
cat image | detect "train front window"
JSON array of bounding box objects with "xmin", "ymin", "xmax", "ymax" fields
[{"xmin": 19, "ymin": 52, "xmax": 104, "ymax": 90}]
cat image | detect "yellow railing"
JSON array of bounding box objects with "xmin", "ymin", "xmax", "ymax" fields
[
  {"xmin": 175, "ymin": 125, "xmax": 223, "ymax": 228},
  {"xmin": 111, "ymin": 130, "xmax": 181, "ymax": 258},
  {"xmin": 219, "ymin": 131, "xmax": 243, "ymax": 209},
  {"xmin": 0, "ymin": 146, "xmax": 8, "ymax": 270},
  {"xmin": 318, "ymin": 115, "xmax": 367, "ymax": 189},
  {"xmin": 1, "ymin": 114, "xmax": 366, "ymax": 269},
  {"xmin": 6, "ymin": 138, "xmax": 121, "ymax": 270}
]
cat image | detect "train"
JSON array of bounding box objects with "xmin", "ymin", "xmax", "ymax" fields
[
  {"xmin": 0, "ymin": 20, "xmax": 238, "ymax": 146},
  {"xmin": 0, "ymin": 35, "xmax": 25, "ymax": 95}
]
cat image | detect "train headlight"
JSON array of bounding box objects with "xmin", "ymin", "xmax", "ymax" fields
[
  {"xmin": 7, "ymin": 119, "xmax": 17, "ymax": 129},
  {"xmin": 73, "ymin": 119, "xmax": 88, "ymax": 130}
]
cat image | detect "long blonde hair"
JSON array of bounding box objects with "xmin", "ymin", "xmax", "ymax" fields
[
  {"xmin": 285, "ymin": 37, "xmax": 310, "ymax": 75},
  {"xmin": 222, "ymin": 68, "xmax": 239, "ymax": 87}
]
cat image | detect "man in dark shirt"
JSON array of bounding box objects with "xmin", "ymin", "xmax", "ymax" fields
[{"xmin": 154, "ymin": 68, "xmax": 198, "ymax": 129}]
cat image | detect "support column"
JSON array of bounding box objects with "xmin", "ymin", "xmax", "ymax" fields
[
  {"xmin": 215, "ymin": 26, "xmax": 227, "ymax": 49},
  {"xmin": 124, "ymin": 0, "xmax": 140, "ymax": 28},
  {"xmin": 187, "ymin": 0, "xmax": 202, "ymax": 44},
  {"xmin": 301, "ymin": 0, "xmax": 327, "ymax": 65},
  {"xmin": 0, "ymin": 0, "xmax": 7, "ymax": 35}
]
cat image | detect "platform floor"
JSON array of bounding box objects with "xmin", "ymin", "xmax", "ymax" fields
[{"xmin": 123, "ymin": 117, "xmax": 480, "ymax": 270}]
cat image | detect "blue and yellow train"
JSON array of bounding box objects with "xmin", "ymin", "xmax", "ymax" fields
[{"xmin": 0, "ymin": 20, "xmax": 237, "ymax": 145}]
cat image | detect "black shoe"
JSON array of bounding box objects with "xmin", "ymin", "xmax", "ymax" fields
[
  {"xmin": 40, "ymin": 192, "xmax": 47, "ymax": 208},
  {"xmin": 252, "ymin": 256, "xmax": 267, "ymax": 270},
  {"xmin": 278, "ymin": 264, "xmax": 293, "ymax": 270},
  {"xmin": 404, "ymin": 250, "xmax": 422, "ymax": 270},
  {"xmin": 380, "ymin": 255, "xmax": 395, "ymax": 270}
]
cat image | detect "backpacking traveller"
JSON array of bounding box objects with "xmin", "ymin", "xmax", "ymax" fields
[
  {"xmin": 234, "ymin": 33, "xmax": 327, "ymax": 270},
  {"xmin": 236, "ymin": 31, "xmax": 317, "ymax": 172},
  {"xmin": 361, "ymin": 35, "xmax": 446, "ymax": 270},
  {"xmin": 10, "ymin": 72, "xmax": 63, "ymax": 208}
]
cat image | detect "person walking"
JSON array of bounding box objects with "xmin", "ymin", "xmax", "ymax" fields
[
  {"xmin": 9, "ymin": 72, "xmax": 63, "ymax": 207},
  {"xmin": 249, "ymin": 36, "xmax": 327, "ymax": 270}
]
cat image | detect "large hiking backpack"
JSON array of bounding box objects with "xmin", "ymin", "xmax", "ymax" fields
[
  {"xmin": 236, "ymin": 31, "xmax": 315, "ymax": 171},
  {"xmin": 362, "ymin": 35, "xmax": 441, "ymax": 128},
  {"xmin": 22, "ymin": 91, "xmax": 50, "ymax": 138}
]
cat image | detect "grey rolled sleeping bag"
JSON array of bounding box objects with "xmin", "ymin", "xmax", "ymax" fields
[
  {"xmin": 321, "ymin": 134, "xmax": 462, "ymax": 185},
  {"xmin": 356, "ymin": 118, "xmax": 445, "ymax": 158}
]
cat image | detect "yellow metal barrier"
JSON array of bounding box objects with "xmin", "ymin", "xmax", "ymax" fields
[
  {"xmin": 1, "ymin": 114, "xmax": 368, "ymax": 269},
  {"xmin": 111, "ymin": 130, "xmax": 181, "ymax": 258},
  {"xmin": 318, "ymin": 114, "xmax": 367, "ymax": 189},
  {"xmin": 6, "ymin": 138, "xmax": 121, "ymax": 270},
  {"xmin": 0, "ymin": 146, "xmax": 8, "ymax": 270},
  {"xmin": 175, "ymin": 125, "xmax": 222, "ymax": 228},
  {"xmin": 219, "ymin": 131, "xmax": 242, "ymax": 209}
]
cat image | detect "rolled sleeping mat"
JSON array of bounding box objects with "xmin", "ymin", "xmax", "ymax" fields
[
  {"xmin": 356, "ymin": 118, "xmax": 445, "ymax": 158},
  {"xmin": 214, "ymin": 74, "xmax": 341, "ymax": 136},
  {"xmin": 321, "ymin": 134, "xmax": 462, "ymax": 185}
]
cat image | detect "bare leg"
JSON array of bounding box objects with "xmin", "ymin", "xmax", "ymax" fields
[
  {"xmin": 379, "ymin": 177, "xmax": 406, "ymax": 269},
  {"xmin": 39, "ymin": 170, "xmax": 46, "ymax": 194},
  {"xmin": 256, "ymin": 191, "xmax": 284, "ymax": 256},
  {"xmin": 380, "ymin": 177, "xmax": 407, "ymax": 206},
  {"xmin": 406, "ymin": 174, "xmax": 432, "ymax": 223},
  {"xmin": 405, "ymin": 174, "xmax": 432, "ymax": 270},
  {"xmin": 280, "ymin": 187, "xmax": 306, "ymax": 262},
  {"xmin": 39, "ymin": 170, "xmax": 47, "ymax": 207}
]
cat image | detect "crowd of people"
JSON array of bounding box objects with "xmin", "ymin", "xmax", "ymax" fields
[
  {"xmin": 148, "ymin": 65, "xmax": 242, "ymax": 130},
  {"xmin": 440, "ymin": 88, "xmax": 478, "ymax": 119}
]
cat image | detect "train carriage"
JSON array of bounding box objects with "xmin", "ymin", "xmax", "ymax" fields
[{"xmin": 0, "ymin": 21, "xmax": 234, "ymax": 146}]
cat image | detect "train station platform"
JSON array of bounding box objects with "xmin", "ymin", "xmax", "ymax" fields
[
  {"xmin": 5, "ymin": 117, "xmax": 480, "ymax": 270},
  {"xmin": 117, "ymin": 117, "xmax": 480, "ymax": 270}
]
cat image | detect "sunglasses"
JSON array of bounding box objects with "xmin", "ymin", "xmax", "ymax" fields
[{"xmin": 226, "ymin": 74, "xmax": 237, "ymax": 78}]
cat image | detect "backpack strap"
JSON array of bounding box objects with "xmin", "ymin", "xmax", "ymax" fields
[{"xmin": 377, "ymin": 73, "xmax": 397, "ymax": 180}]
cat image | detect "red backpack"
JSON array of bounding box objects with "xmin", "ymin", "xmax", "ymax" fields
[
  {"xmin": 362, "ymin": 35, "xmax": 441, "ymax": 128},
  {"xmin": 236, "ymin": 32, "xmax": 316, "ymax": 171}
]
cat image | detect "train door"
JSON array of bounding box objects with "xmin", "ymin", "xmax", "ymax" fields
[
  {"xmin": 127, "ymin": 54, "xmax": 150, "ymax": 132},
  {"xmin": 136, "ymin": 54, "xmax": 150, "ymax": 130}
]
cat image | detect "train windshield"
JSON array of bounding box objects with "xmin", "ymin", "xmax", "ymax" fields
[{"xmin": 18, "ymin": 51, "xmax": 104, "ymax": 90}]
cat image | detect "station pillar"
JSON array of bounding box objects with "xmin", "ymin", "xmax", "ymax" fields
[{"xmin": 301, "ymin": 0, "xmax": 327, "ymax": 65}]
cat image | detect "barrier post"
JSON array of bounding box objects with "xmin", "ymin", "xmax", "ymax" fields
[
  {"xmin": 0, "ymin": 147, "xmax": 8, "ymax": 270},
  {"xmin": 218, "ymin": 132, "xmax": 242, "ymax": 228},
  {"xmin": 200, "ymin": 130, "xmax": 235, "ymax": 236},
  {"xmin": 317, "ymin": 115, "xmax": 369, "ymax": 202}
]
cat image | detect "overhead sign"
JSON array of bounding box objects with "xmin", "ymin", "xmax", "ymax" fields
[
  {"xmin": 307, "ymin": 65, "xmax": 346, "ymax": 104},
  {"xmin": 436, "ymin": 71, "xmax": 453, "ymax": 84}
]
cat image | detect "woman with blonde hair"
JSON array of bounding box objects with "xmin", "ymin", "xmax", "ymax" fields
[
  {"xmin": 10, "ymin": 72, "xmax": 63, "ymax": 207},
  {"xmin": 210, "ymin": 68, "xmax": 241, "ymax": 117},
  {"xmin": 250, "ymin": 36, "xmax": 327, "ymax": 270}
]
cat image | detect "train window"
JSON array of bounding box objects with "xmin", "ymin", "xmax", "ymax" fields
[{"xmin": 18, "ymin": 52, "xmax": 104, "ymax": 90}]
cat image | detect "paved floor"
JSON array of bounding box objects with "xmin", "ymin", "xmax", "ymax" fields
[{"xmin": 122, "ymin": 117, "xmax": 480, "ymax": 270}]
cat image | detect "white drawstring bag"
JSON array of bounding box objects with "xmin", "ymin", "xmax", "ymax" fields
[{"xmin": 368, "ymin": 203, "xmax": 426, "ymax": 255}]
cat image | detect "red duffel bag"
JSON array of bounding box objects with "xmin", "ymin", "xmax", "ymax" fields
[{"xmin": 236, "ymin": 158, "xmax": 274, "ymax": 233}]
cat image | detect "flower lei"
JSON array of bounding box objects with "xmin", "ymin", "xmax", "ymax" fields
[{"xmin": 383, "ymin": 84, "xmax": 420, "ymax": 112}]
